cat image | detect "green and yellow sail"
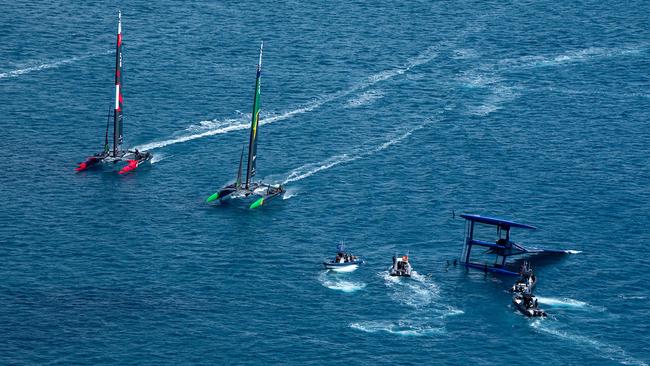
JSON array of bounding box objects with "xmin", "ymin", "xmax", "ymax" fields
[{"xmin": 245, "ymin": 42, "xmax": 263, "ymax": 189}]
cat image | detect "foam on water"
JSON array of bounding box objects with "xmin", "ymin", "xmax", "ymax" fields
[
  {"xmin": 150, "ymin": 153, "xmax": 169, "ymax": 164},
  {"xmin": 0, "ymin": 50, "xmax": 111, "ymax": 80},
  {"xmin": 350, "ymin": 302, "xmax": 463, "ymax": 337},
  {"xmin": 281, "ymin": 119, "xmax": 436, "ymax": 184},
  {"xmin": 345, "ymin": 89, "xmax": 384, "ymax": 108},
  {"xmin": 452, "ymin": 48, "xmax": 479, "ymax": 60},
  {"xmin": 618, "ymin": 295, "xmax": 647, "ymax": 300},
  {"xmin": 134, "ymin": 119, "xmax": 249, "ymax": 151},
  {"xmin": 458, "ymin": 71, "xmax": 502, "ymax": 88},
  {"xmin": 469, "ymin": 85, "xmax": 520, "ymax": 116},
  {"xmin": 462, "ymin": 44, "xmax": 647, "ymax": 118},
  {"xmin": 531, "ymin": 320, "xmax": 648, "ymax": 366},
  {"xmin": 381, "ymin": 271, "xmax": 441, "ymax": 309},
  {"xmin": 495, "ymin": 45, "xmax": 647, "ymax": 70},
  {"xmin": 535, "ymin": 296, "xmax": 588, "ymax": 308},
  {"xmin": 185, "ymin": 117, "xmax": 245, "ymax": 133},
  {"xmin": 134, "ymin": 45, "xmax": 440, "ymax": 151},
  {"xmin": 350, "ymin": 320, "xmax": 446, "ymax": 337},
  {"xmin": 564, "ymin": 250, "xmax": 582, "ymax": 254},
  {"xmin": 535, "ymin": 296, "xmax": 606, "ymax": 312},
  {"xmin": 282, "ymin": 153, "xmax": 357, "ymax": 185},
  {"xmin": 282, "ymin": 188, "xmax": 298, "ymax": 200},
  {"xmin": 318, "ymin": 272, "xmax": 366, "ymax": 293}
]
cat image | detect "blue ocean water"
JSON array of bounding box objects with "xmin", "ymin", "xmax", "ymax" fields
[{"xmin": 1, "ymin": 1, "xmax": 649, "ymax": 364}]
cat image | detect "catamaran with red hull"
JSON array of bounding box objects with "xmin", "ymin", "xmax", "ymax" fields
[
  {"xmin": 206, "ymin": 43, "xmax": 284, "ymax": 209},
  {"xmin": 75, "ymin": 11, "xmax": 151, "ymax": 174}
]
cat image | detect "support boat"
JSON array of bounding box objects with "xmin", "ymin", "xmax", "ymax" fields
[
  {"xmin": 512, "ymin": 292, "xmax": 547, "ymax": 317},
  {"xmin": 323, "ymin": 244, "xmax": 363, "ymax": 272},
  {"xmin": 389, "ymin": 254, "xmax": 412, "ymax": 277}
]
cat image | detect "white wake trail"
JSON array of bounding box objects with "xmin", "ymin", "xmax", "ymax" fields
[
  {"xmin": 531, "ymin": 320, "xmax": 647, "ymax": 366},
  {"xmin": 133, "ymin": 102, "xmax": 323, "ymax": 151},
  {"xmin": 134, "ymin": 46, "xmax": 440, "ymax": 151},
  {"xmin": 0, "ymin": 50, "xmax": 112, "ymax": 80},
  {"xmin": 495, "ymin": 45, "xmax": 647, "ymax": 71},
  {"xmin": 282, "ymin": 154, "xmax": 359, "ymax": 185},
  {"xmin": 134, "ymin": 120, "xmax": 249, "ymax": 151},
  {"xmin": 281, "ymin": 119, "xmax": 434, "ymax": 185}
]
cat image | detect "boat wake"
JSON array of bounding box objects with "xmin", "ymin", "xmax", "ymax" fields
[
  {"xmin": 281, "ymin": 118, "xmax": 436, "ymax": 184},
  {"xmin": 350, "ymin": 319, "xmax": 446, "ymax": 337},
  {"xmin": 618, "ymin": 295, "xmax": 647, "ymax": 300},
  {"xmin": 0, "ymin": 50, "xmax": 112, "ymax": 80},
  {"xmin": 344, "ymin": 89, "xmax": 384, "ymax": 108},
  {"xmin": 134, "ymin": 118, "xmax": 249, "ymax": 151},
  {"xmin": 282, "ymin": 188, "xmax": 298, "ymax": 200},
  {"xmin": 281, "ymin": 153, "xmax": 357, "ymax": 185},
  {"xmin": 534, "ymin": 296, "xmax": 589, "ymax": 308},
  {"xmin": 469, "ymin": 85, "xmax": 520, "ymax": 116},
  {"xmin": 460, "ymin": 44, "xmax": 648, "ymax": 117},
  {"xmin": 495, "ymin": 45, "xmax": 648, "ymax": 71},
  {"xmin": 381, "ymin": 271, "xmax": 441, "ymax": 309},
  {"xmin": 531, "ymin": 320, "xmax": 647, "ymax": 366},
  {"xmin": 134, "ymin": 45, "xmax": 439, "ymax": 151},
  {"xmin": 564, "ymin": 249, "xmax": 582, "ymax": 254},
  {"xmin": 350, "ymin": 299, "xmax": 463, "ymax": 336},
  {"xmin": 184, "ymin": 116, "xmax": 245, "ymax": 133},
  {"xmin": 318, "ymin": 271, "xmax": 366, "ymax": 293},
  {"xmin": 150, "ymin": 153, "xmax": 169, "ymax": 164}
]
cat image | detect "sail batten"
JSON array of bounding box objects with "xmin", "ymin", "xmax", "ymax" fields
[
  {"xmin": 113, "ymin": 10, "xmax": 124, "ymax": 156},
  {"xmin": 245, "ymin": 42, "xmax": 263, "ymax": 189}
]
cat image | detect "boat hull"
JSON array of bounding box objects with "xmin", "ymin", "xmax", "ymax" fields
[
  {"xmin": 512, "ymin": 296, "xmax": 546, "ymax": 317},
  {"xmin": 209, "ymin": 182, "xmax": 284, "ymax": 208},
  {"xmin": 510, "ymin": 276, "xmax": 537, "ymax": 293},
  {"xmin": 76, "ymin": 151, "xmax": 152, "ymax": 173},
  {"xmin": 389, "ymin": 272, "xmax": 411, "ymax": 277},
  {"xmin": 323, "ymin": 263, "xmax": 359, "ymax": 272},
  {"xmin": 323, "ymin": 259, "xmax": 362, "ymax": 272},
  {"xmin": 389, "ymin": 257, "xmax": 412, "ymax": 277},
  {"xmin": 389, "ymin": 267, "xmax": 412, "ymax": 277}
]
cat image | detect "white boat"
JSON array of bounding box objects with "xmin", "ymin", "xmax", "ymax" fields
[
  {"xmin": 389, "ymin": 254, "xmax": 412, "ymax": 277},
  {"xmin": 323, "ymin": 244, "xmax": 363, "ymax": 272}
]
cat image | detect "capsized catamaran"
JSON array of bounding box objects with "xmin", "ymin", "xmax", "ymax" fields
[
  {"xmin": 206, "ymin": 42, "xmax": 284, "ymax": 209},
  {"xmin": 75, "ymin": 11, "xmax": 152, "ymax": 174}
]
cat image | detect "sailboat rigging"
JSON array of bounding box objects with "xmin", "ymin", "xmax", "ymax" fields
[
  {"xmin": 206, "ymin": 42, "xmax": 284, "ymax": 209},
  {"xmin": 75, "ymin": 10, "xmax": 152, "ymax": 174}
]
